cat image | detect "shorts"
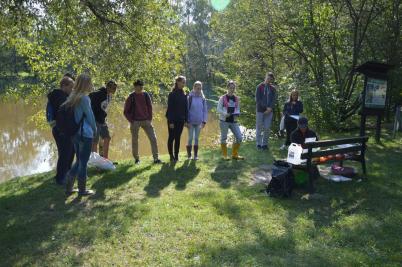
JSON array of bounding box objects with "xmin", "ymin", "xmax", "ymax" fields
[{"xmin": 93, "ymin": 123, "xmax": 111, "ymax": 143}]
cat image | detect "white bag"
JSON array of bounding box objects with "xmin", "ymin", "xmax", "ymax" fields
[
  {"xmin": 279, "ymin": 115, "xmax": 285, "ymax": 131},
  {"xmin": 287, "ymin": 143, "xmax": 304, "ymax": 165},
  {"xmin": 88, "ymin": 152, "xmax": 116, "ymax": 171}
]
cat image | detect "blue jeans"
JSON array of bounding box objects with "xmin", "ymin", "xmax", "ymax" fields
[
  {"xmin": 256, "ymin": 111, "xmax": 273, "ymax": 146},
  {"xmin": 68, "ymin": 134, "xmax": 93, "ymax": 181},
  {"xmin": 220, "ymin": 121, "xmax": 242, "ymax": 144},
  {"xmin": 187, "ymin": 124, "xmax": 202, "ymax": 146}
]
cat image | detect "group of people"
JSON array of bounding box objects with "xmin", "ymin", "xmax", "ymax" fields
[{"xmin": 46, "ymin": 71, "xmax": 317, "ymax": 196}]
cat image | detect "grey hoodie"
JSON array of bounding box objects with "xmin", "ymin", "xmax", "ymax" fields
[{"xmin": 255, "ymin": 82, "xmax": 277, "ymax": 113}]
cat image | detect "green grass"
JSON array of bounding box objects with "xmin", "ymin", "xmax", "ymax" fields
[{"xmin": 1, "ymin": 135, "xmax": 401, "ymax": 266}]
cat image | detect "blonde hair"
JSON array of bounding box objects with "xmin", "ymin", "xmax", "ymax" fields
[
  {"xmin": 192, "ymin": 81, "xmax": 205, "ymax": 98},
  {"xmin": 63, "ymin": 74, "xmax": 93, "ymax": 108}
]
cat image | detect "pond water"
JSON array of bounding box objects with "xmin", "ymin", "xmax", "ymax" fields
[{"xmin": 0, "ymin": 100, "xmax": 224, "ymax": 183}]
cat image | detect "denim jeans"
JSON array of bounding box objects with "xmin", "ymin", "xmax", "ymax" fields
[
  {"xmin": 220, "ymin": 121, "xmax": 242, "ymax": 144},
  {"xmin": 256, "ymin": 111, "xmax": 273, "ymax": 146},
  {"xmin": 68, "ymin": 134, "xmax": 93, "ymax": 181},
  {"xmin": 187, "ymin": 124, "xmax": 202, "ymax": 146}
]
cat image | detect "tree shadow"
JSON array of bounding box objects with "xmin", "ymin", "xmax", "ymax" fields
[
  {"xmin": 210, "ymin": 160, "xmax": 247, "ymax": 188},
  {"xmin": 90, "ymin": 164, "xmax": 152, "ymax": 200},
  {"xmin": 0, "ymin": 167, "xmax": 150, "ymax": 266},
  {"xmin": 144, "ymin": 160, "xmax": 200, "ymax": 197}
]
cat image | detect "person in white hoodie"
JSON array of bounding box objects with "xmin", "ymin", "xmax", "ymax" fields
[
  {"xmin": 187, "ymin": 81, "xmax": 208, "ymax": 160},
  {"xmin": 217, "ymin": 80, "xmax": 244, "ymax": 160}
]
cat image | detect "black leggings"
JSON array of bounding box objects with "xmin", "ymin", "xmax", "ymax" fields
[
  {"xmin": 167, "ymin": 121, "xmax": 185, "ymax": 159},
  {"xmin": 285, "ymin": 116, "xmax": 298, "ymax": 146}
]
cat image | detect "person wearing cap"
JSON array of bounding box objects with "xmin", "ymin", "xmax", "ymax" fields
[
  {"xmin": 89, "ymin": 80, "xmax": 118, "ymax": 159},
  {"xmin": 290, "ymin": 117, "xmax": 319, "ymax": 147},
  {"xmin": 124, "ymin": 80, "xmax": 162, "ymax": 164},
  {"xmin": 255, "ymin": 72, "xmax": 277, "ymax": 150}
]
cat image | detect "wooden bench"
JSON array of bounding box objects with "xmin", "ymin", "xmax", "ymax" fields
[{"xmin": 297, "ymin": 136, "xmax": 369, "ymax": 193}]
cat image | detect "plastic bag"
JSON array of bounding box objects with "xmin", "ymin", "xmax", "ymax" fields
[
  {"xmin": 287, "ymin": 143, "xmax": 305, "ymax": 165},
  {"xmin": 88, "ymin": 152, "xmax": 116, "ymax": 171}
]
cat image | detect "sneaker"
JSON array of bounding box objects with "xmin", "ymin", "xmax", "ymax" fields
[
  {"xmin": 193, "ymin": 156, "xmax": 199, "ymax": 161},
  {"xmin": 78, "ymin": 189, "xmax": 95, "ymax": 196},
  {"xmin": 257, "ymin": 145, "xmax": 262, "ymax": 150},
  {"xmin": 65, "ymin": 188, "xmax": 79, "ymax": 196},
  {"xmin": 153, "ymin": 159, "xmax": 162, "ymax": 164},
  {"xmin": 261, "ymin": 145, "xmax": 268, "ymax": 150},
  {"xmin": 135, "ymin": 159, "xmax": 140, "ymax": 164},
  {"xmin": 280, "ymin": 144, "xmax": 287, "ymax": 150}
]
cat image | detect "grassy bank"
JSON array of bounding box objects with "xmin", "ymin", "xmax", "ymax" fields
[{"xmin": 1, "ymin": 135, "xmax": 401, "ymax": 266}]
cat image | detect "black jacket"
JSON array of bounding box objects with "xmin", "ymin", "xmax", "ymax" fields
[
  {"xmin": 166, "ymin": 89, "xmax": 188, "ymax": 123},
  {"xmin": 290, "ymin": 128, "xmax": 318, "ymax": 147},
  {"xmin": 47, "ymin": 89, "xmax": 69, "ymax": 119},
  {"xmin": 89, "ymin": 87, "xmax": 108, "ymax": 124}
]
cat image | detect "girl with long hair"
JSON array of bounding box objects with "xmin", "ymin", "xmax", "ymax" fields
[
  {"xmin": 166, "ymin": 75, "xmax": 188, "ymax": 162},
  {"xmin": 281, "ymin": 89, "xmax": 303, "ymax": 149},
  {"xmin": 64, "ymin": 73, "xmax": 97, "ymax": 196},
  {"xmin": 186, "ymin": 81, "xmax": 208, "ymax": 160}
]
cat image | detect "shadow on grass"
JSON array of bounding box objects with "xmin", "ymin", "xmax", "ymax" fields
[
  {"xmin": 0, "ymin": 164, "xmax": 151, "ymax": 266},
  {"xmin": 90, "ymin": 163, "xmax": 152, "ymax": 200},
  {"xmin": 193, "ymin": 138, "xmax": 402, "ymax": 266},
  {"xmin": 144, "ymin": 160, "xmax": 200, "ymax": 197}
]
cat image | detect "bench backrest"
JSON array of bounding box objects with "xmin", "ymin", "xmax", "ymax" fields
[{"xmin": 300, "ymin": 136, "xmax": 369, "ymax": 159}]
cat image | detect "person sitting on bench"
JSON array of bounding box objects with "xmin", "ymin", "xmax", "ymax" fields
[{"xmin": 290, "ymin": 117, "xmax": 319, "ymax": 147}]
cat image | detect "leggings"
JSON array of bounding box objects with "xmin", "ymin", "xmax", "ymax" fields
[{"xmin": 167, "ymin": 121, "xmax": 184, "ymax": 158}]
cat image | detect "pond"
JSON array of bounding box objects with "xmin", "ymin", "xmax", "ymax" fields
[{"xmin": 0, "ymin": 100, "xmax": 225, "ymax": 183}]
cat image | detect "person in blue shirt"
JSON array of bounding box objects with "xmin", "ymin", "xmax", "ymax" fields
[
  {"xmin": 64, "ymin": 74, "xmax": 97, "ymax": 196},
  {"xmin": 281, "ymin": 89, "xmax": 303, "ymax": 149}
]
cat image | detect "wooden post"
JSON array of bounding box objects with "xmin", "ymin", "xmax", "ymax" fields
[{"xmin": 375, "ymin": 114, "xmax": 382, "ymax": 143}]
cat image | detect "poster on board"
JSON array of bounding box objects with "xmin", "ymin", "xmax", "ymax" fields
[{"xmin": 365, "ymin": 77, "xmax": 387, "ymax": 109}]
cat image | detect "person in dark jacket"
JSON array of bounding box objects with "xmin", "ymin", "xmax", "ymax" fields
[
  {"xmin": 255, "ymin": 72, "xmax": 277, "ymax": 150},
  {"xmin": 290, "ymin": 117, "xmax": 318, "ymax": 147},
  {"xmin": 166, "ymin": 75, "xmax": 188, "ymax": 162},
  {"xmin": 89, "ymin": 80, "xmax": 117, "ymax": 159},
  {"xmin": 281, "ymin": 89, "xmax": 303, "ymax": 149},
  {"xmin": 47, "ymin": 76, "xmax": 75, "ymax": 185},
  {"xmin": 123, "ymin": 80, "xmax": 162, "ymax": 164}
]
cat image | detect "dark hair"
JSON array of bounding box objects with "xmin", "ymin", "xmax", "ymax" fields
[
  {"xmin": 173, "ymin": 75, "xmax": 186, "ymax": 91},
  {"xmin": 106, "ymin": 80, "xmax": 117, "ymax": 88},
  {"xmin": 60, "ymin": 76, "xmax": 74, "ymax": 88},
  {"xmin": 288, "ymin": 89, "xmax": 299, "ymax": 102},
  {"xmin": 64, "ymin": 72, "xmax": 75, "ymax": 81},
  {"xmin": 265, "ymin": 72, "xmax": 275, "ymax": 83},
  {"xmin": 134, "ymin": 79, "xmax": 144, "ymax": 86}
]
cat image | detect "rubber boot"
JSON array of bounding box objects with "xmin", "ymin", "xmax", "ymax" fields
[
  {"xmin": 221, "ymin": 144, "xmax": 229, "ymax": 160},
  {"xmin": 193, "ymin": 145, "xmax": 199, "ymax": 160},
  {"xmin": 186, "ymin": 145, "xmax": 192, "ymax": 159},
  {"xmin": 232, "ymin": 143, "xmax": 245, "ymax": 160},
  {"xmin": 78, "ymin": 178, "xmax": 94, "ymax": 196}
]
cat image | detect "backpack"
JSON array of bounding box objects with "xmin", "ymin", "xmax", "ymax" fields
[
  {"xmin": 46, "ymin": 101, "xmax": 55, "ymax": 123},
  {"xmin": 266, "ymin": 160, "xmax": 295, "ymax": 197},
  {"xmin": 56, "ymin": 104, "xmax": 85, "ymax": 137},
  {"xmin": 331, "ymin": 163, "xmax": 356, "ymax": 178}
]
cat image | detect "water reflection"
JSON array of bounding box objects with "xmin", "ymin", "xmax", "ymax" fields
[{"xmin": 0, "ymin": 100, "xmax": 222, "ymax": 183}]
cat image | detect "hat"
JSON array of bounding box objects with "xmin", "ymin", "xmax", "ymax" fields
[
  {"xmin": 134, "ymin": 79, "xmax": 144, "ymax": 86},
  {"xmin": 298, "ymin": 117, "xmax": 308, "ymax": 129}
]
